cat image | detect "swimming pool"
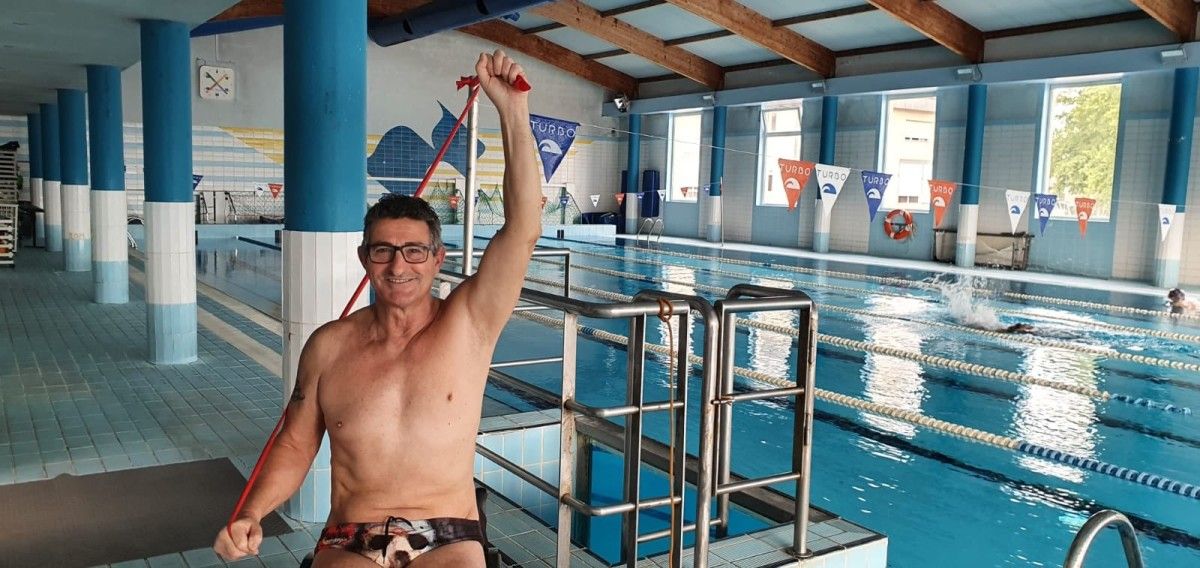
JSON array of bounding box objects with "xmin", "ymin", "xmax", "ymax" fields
[{"xmin": 191, "ymin": 230, "xmax": 1200, "ymax": 568}]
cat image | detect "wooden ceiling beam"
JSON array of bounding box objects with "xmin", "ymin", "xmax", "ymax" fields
[
  {"xmin": 533, "ymin": 0, "xmax": 723, "ymax": 89},
  {"xmin": 865, "ymin": 0, "xmax": 984, "ymax": 62},
  {"xmin": 460, "ymin": 20, "xmax": 639, "ymax": 95},
  {"xmin": 207, "ymin": 0, "xmax": 636, "ymax": 95},
  {"xmin": 662, "ymin": 0, "xmax": 835, "ymax": 77},
  {"xmin": 1128, "ymin": 0, "xmax": 1197, "ymax": 41}
]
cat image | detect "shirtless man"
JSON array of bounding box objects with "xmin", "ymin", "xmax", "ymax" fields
[{"xmin": 213, "ymin": 50, "xmax": 540, "ymax": 568}]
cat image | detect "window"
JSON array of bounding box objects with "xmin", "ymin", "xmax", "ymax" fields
[
  {"xmin": 667, "ymin": 112, "xmax": 702, "ymax": 202},
  {"xmin": 758, "ymin": 106, "xmax": 803, "ymax": 206},
  {"xmin": 880, "ymin": 96, "xmax": 936, "ymax": 211},
  {"xmin": 1041, "ymin": 82, "xmax": 1121, "ymax": 220}
]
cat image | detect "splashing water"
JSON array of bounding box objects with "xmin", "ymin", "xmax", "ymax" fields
[{"xmin": 927, "ymin": 274, "xmax": 1002, "ymax": 330}]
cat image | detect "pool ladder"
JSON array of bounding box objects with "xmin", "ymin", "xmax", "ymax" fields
[
  {"xmin": 636, "ymin": 217, "xmax": 664, "ymax": 245},
  {"xmin": 1062, "ymin": 510, "xmax": 1145, "ymax": 568},
  {"xmin": 445, "ymin": 263, "xmax": 818, "ymax": 567}
]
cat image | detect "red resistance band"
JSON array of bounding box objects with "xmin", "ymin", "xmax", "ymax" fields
[{"xmin": 226, "ymin": 73, "xmax": 531, "ymax": 541}]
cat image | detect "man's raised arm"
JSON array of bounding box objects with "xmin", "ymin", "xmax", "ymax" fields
[{"xmin": 457, "ymin": 50, "xmax": 542, "ymax": 339}]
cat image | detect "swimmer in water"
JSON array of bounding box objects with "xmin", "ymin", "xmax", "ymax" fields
[
  {"xmin": 999, "ymin": 322, "xmax": 1035, "ymax": 334},
  {"xmin": 1168, "ymin": 288, "xmax": 1198, "ymax": 315}
]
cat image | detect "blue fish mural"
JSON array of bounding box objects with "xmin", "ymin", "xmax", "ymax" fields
[{"xmin": 367, "ymin": 102, "xmax": 487, "ymax": 195}]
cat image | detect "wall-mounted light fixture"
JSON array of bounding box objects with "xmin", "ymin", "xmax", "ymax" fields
[
  {"xmin": 1161, "ymin": 48, "xmax": 1187, "ymax": 64},
  {"xmin": 955, "ymin": 66, "xmax": 982, "ymax": 82},
  {"xmin": 810, "ymin": 81, "xmax": 826, "ymax": 93},
  {"xmin": 613, "ymin": 94, "xmax": 630, "ymax": 113}
]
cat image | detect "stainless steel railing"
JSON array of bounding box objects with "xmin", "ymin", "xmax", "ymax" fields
[
  {"xmin": 636, "ymin": 217, "xmax": 664, "ymax": 245},
  {"xmin": 1062, "ymin": 510, "xmax": 1144, "ymax": 568},
  {"xmin": 448, "ymin": 263, "xmax": 818, "ymax": 567}
]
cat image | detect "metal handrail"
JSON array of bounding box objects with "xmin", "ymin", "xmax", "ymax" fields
[
  {"xmin": 708, "ymin": 284, "xmax": 818, "ymax": 562},
  {"xmin": 636, "ymin": 217, "xmax": 664, "ymax": 245},
  {"xmin": 649, "ymin": 218, "xmax": 664, "ymax": 243},
  {"xmin": 1062, "ymin": 510, "xmax": 1145, "ymax": 568}
]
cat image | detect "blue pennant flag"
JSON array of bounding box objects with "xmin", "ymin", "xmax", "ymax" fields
[
  {"xmin": 1034, "ymin": 194, "xmax": 1057, "ymax": 235},
  {"xmin": 860, "ymin": 170, "xmax": 892, "ymax": 222},
  {"xmin": 559, "ymin": 195, "xmax": 570, "ymax": 206},
  {"xmin": 192, "ymin": 174, "xmax": 203, "ymax": 191},
  {"xmin": 530, "ymin": 114, "xmax": 579, "ymax": 182}
]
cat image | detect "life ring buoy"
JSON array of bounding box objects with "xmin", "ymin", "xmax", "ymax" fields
[{"xmin": 884, "ymin": 209, "xmax": 915, "ymax": 240}]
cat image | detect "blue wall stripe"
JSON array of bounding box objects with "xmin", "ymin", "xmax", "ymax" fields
[
  {"xmin": 58, "ymin": 89, "xmax": 89, "ymax": 185},
  {"xmin": 26, "ymin": 114, "xmax": 41, "ymax": 178},
  {"xmin": 283, "ymin": 0, "xmax": 367, "ymax": 232},
  {"xmin": 88, "ymin": 65, "xmax": 126, "ymax": 190},
  {"xmin": 40, "ymin": 104, "xmax": 60, "ymax": 182},
  {"xmin": 625, "ymin": 114, "xmax": 641, "ymax": 195},
  {"xmin": 141, "ymin": 20, "xmax": 193, "ymax": 203},
  {"xmin": 148, "ymin": 302, "xmax": 198, "ymax": 363}
]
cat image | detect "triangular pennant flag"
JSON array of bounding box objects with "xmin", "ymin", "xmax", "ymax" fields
[
  {"xmin": 615, "ymin": 193, "xmax": 625, "ymax": 206},
  {"xmin": 861, "ymin": 171, "xmax": 892, "ymax": 222},
  {"xmin": 681, "ymin": 186, "xmax": 690, "ymax": 198},
  {"xmin": 1075, "ymin": 197, "xmax": 1096, "ymax": 237},
  {"xmin": 656, "ymin": 190, "xmax": 664, "ymax": 201},
  {"xmin": 1034, "ymin": 194, "xmax": 1057, "ymax": 236},
  {"xmin": 814, "ymin": 164, "xmax": 850, "ymax": 216},
  {"xmin": 1160, "ymin": 203, "xmax": 1177, "ymax": 242},
  {"xmin": 1005, "ymin": 190, "xmax": 1028, "ymax": 234},
  {"xmin": 268, "ymin": 183, "xmax": 283, "ymax": 198},
  {"xmin": 254, "ymin": 183, "xmax": 267, "ymax": 197},
  {"xmin": 590, "ymin": 194, "xmax": 600, "ymax": 207},
  {"xmin": 540, "ymin": 195, "xmax": 548, "ymax": 209},
  {"xmin": 192, "ymin": 174, "xmax": 203, "ymax": 190},
  {"xmin": 449, "ymin": 194, "xmax": 460, "ymax": 209},
  {"xmin": 777, "ymin": 159, "xmax": 814, "ymax": 212},
  {"xmin": 928, "ymin": 180, "xmax": 957, "ymax": 228},
  {"xmin": 530, "ymin": 114, "xmax": 580, "ymax": 182}
]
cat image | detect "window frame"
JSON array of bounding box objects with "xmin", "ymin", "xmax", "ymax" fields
[
  {"xmin": 878, "ymin": 93, "xmax": 938, "ymax": 213},
  {"xmin": 666, "ymin": 111, "xmax": 702, "ymax": 203},
  {"xmin": 756, "ymin": 105, "xmax": 804, "ymax": 207}
]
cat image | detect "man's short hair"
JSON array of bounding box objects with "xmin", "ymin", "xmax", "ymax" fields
[
  {"xmin": 363, "ymin": 193, "xmax": 443, "ymax": 248},
  {"xmin": 1169, "ymin": 288, "xmax": 1185, "ymax": 302}
]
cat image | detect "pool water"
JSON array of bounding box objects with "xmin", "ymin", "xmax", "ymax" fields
[{"xmin": 192, "ymin": 231, "xmax": 1200, "ymax": 568}]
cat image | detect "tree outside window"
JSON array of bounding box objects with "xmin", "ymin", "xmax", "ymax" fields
[{"xmin": 1042, "ymin": 83, "xmax": 1121, "ymax": 220}]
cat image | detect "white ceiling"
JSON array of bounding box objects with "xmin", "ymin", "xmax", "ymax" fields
[{"xmin": 0, "ymin": 0, "xmax": 238, "ymax": 114}]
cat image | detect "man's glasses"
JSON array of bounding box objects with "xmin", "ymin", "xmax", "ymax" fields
[{"xmin": 361, "ymin": 243, "xmax": 438, "ymax": 264}]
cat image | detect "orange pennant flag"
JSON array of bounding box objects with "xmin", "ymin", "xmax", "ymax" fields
[
  {"xmin": 777, "ymin": 159, "xmax": 814, "ymax": 212},
  {"xmin": 540, "ymin": 195, "xmax": 548, "ymax": 209},
  {"xmin": 1075, "ymin": 197, "xmax": 1096, "ymax": 236},
  {"xmin": 615, "ymin": 193, "xmax": 625, "ymax": 206},
  {"xmin": 268, "ymin": 183, "xmax": 283, "ymax": 199},
  {"xmin": 928, "ymin": 180, "xmax": 956, "ymax": 227},
  {"xmin": 681, "ymin": 186, "xmax": 690, "ymax": 198}
]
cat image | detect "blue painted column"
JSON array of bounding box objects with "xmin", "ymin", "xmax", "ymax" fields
[
  {"xmin": 26, "ymin": 113, "xmax": 42, "ymax": 246},
  {"xmin": 59, "ymin": 89, "xmax": 91, "ymax": 272},
  {"xmin": 141, "ymin": 20, "xmax": 196, "ymax": 364},
  {"xmin": 1156, "ymin": 67, "xmax": 1198, "ymax": 288},
  {"xmin": 813, "ymin": 96, "xmax": 838, "ymax": 252},
  {"xmin": 89, "ymin": 65, "xmax": 129, "ymax": 304},
  {"xmin": 282, "ymin": 0, "xmax": 367, "ymax": 522},
  {"xmin": 706, "ymin": 106, "xmax": 726, "ymax": 242},
  {"xmin": 40, "ymin": 104, "xmax": 62, "ymax": 252},
  {"xmin": 623, "ymin": 114, "xmax": 642, "ymax": 234},
  {"xmin": 955, "ymin": 84, "xmax": 987, "ymax": 268}
]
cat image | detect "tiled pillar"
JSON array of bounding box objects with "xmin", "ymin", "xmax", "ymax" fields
[
  {"xmin": 282, "ymin": 0, "xmax": 368, "ymax": 522},
  {"xmin": 141, "ymin": 20, "xmax": 197, "ymax": 364},
  {"xmin": 813, "ymin": 96, "xmax": 837, "ymax": 253},
  {"xmin": 26, "ymin": 113, "xmax": 42, "ymax": 246},
  {"xmin": 89, "ymin": 65, "xmax": 129, "ymax": 304},
  {"xmin": 1155, "ymin": 67, "xmax": 1197, "ymax": 288},
  {"xmin": 623, "ymin": 114, "xmax": 641, "ymax": 234},
  {"xmin": 706, "ymin": 106, "xmax": 726, "ymax": 242},
  {"xmin": 40, "ymin": 104, "xmax": 62, "ymax": 252},
  {"xmin": 955, "ymin": 84, "xmax": 986, "ymax": 268},
  {"xmin": 59, "ymin": 88, "xmax": 91, "ymax": 272}
]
